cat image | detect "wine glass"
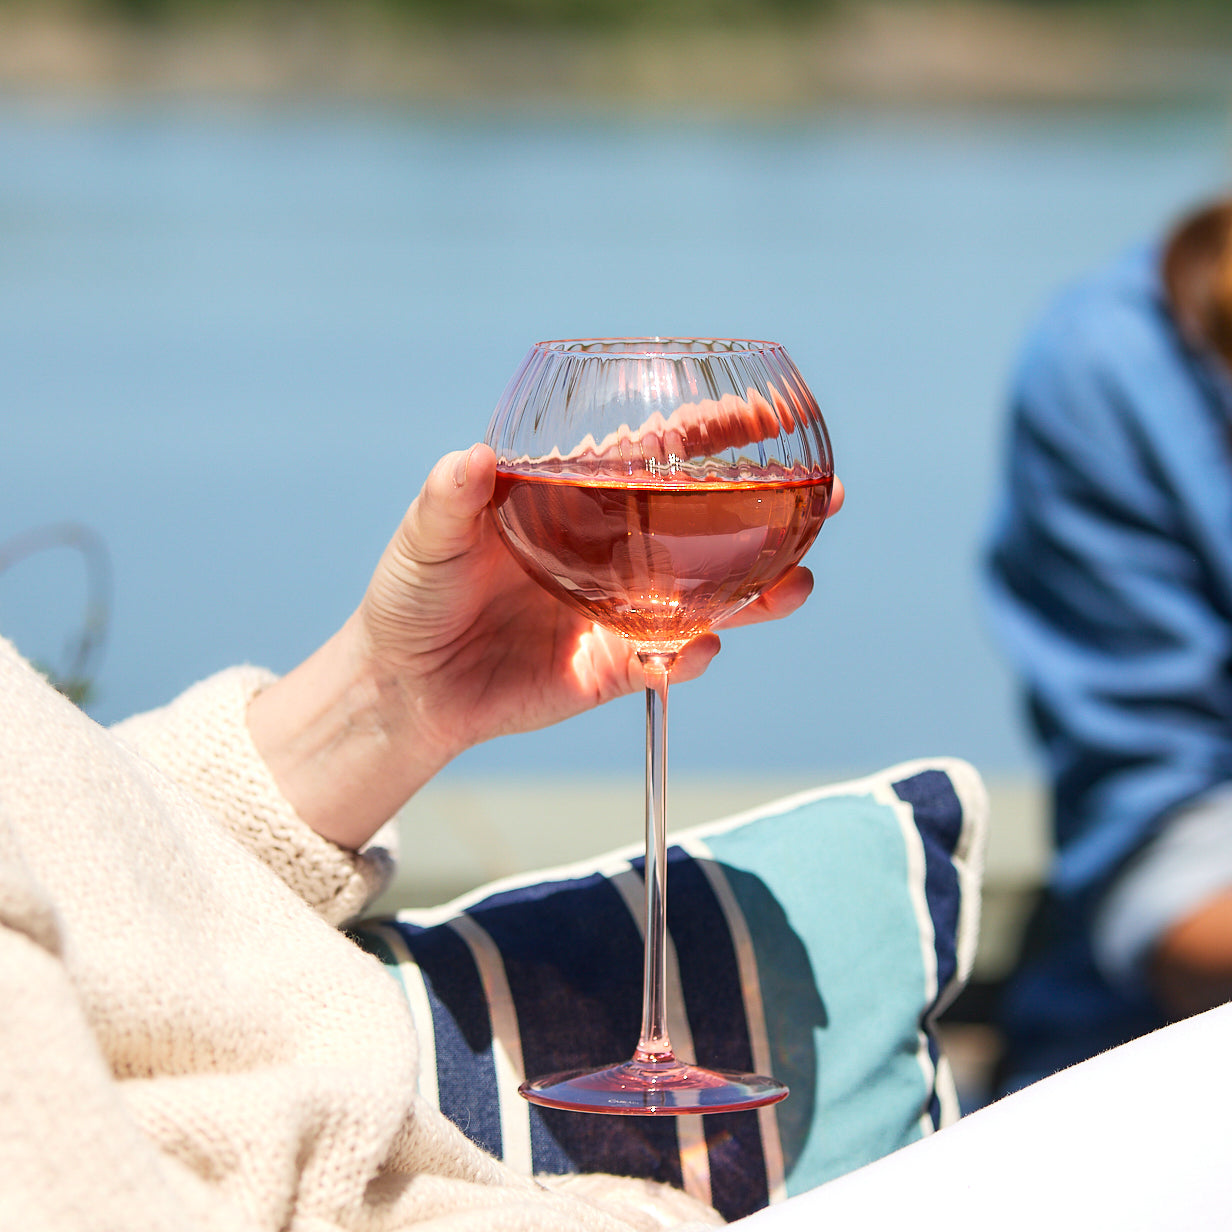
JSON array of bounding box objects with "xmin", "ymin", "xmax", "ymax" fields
[{"xmin": 485, "ymin": 338, "xmax": 834, "ymax": 1115}]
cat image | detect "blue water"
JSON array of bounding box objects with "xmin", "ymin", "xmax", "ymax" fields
[{"xmin": 2, "ymin": 97, "xmax": 1229, "ymax": 782}]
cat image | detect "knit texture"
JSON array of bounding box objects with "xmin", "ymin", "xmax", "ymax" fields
[{"xmin": 0, "ymin": 638, "xmax": 722, "ymax": 1231}]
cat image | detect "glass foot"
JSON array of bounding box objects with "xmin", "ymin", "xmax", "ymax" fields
[{"xmin": 519, "ymin": 1057, "xmax": 788, "ymax": 1115}]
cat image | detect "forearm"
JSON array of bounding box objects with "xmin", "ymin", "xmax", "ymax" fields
[
  {"xmin": 1094, "ymin": 784, "xmax": 1232, "ymax": 1018},
  {"xmin": 1150, "ymin": 888, "xmax": 1232, "ymax": 1019},
  {"xmin": 245, "ymin": 610, "xmax": 450, "ymax": 851}
]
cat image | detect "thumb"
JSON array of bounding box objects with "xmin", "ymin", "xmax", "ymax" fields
[{"xmin": 400, "ymin": 443, "xmax": 498, "ymax": 566}]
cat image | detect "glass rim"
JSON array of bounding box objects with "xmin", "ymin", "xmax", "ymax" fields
[{"xmin": 530, "ymin": 337, "xmax": 786, "ymax": 358}]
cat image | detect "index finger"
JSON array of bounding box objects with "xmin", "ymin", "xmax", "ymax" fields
[{"xmin": 716, "ymin": 566, "xmax": 816, "ymax": 630}]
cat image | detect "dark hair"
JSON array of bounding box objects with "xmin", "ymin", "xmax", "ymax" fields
[{"xmin": 1162, "ymin": 200, "xmax": 1232, "ymax": 362}]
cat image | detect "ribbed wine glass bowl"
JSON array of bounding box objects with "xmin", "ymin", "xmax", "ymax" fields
[{"xmin": 486, "ymin": 338, "xmax": 834, "ymax": 1115}]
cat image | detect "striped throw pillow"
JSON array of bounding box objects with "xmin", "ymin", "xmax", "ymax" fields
[{"xmin": 352, "ymin": 757, "xmax": 986, "ymax": 1222}]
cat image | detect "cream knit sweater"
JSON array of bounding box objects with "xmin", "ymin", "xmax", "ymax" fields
[{"xmin": 0, "ymin": 637, "xmax": 721, "ymax": 1231}]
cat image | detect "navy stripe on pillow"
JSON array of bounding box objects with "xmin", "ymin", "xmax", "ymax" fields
[
  {"xmin": 892, "ymin": 768, "xmax": 966, "ymax": 1130},
  {"xmin": 402, "ymin": 921, "xmax": 506, "ymax": 1159},
  {"xmin": 924, "ymin": 1031, "xmax": 944, "ymax": 1130},
  {"xmin": 465, "ymin": 871, "xmax": 682, "ymax": 1184}
]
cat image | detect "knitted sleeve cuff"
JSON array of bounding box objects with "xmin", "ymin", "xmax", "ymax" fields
[{"xmin": 112, "ymin": 667, "xmax": 393, "ymax": 926}]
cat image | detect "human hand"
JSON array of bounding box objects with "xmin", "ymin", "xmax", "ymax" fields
[
  {"xmin": 360, "ymin": 441, "xmax": 838, "ymax": 756},
  {"xmin": 250, "ymin": 444, "xmax": 842, "ymax": 849}
]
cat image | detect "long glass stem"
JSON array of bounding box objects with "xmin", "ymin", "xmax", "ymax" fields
[{"xmin": 636, "ymin": 649, "xmax": 676, "ymax": 1064}]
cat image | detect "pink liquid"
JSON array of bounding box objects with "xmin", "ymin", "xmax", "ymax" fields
[{"xmin": 492, "ymin": 470, "xmax": 832, "ymax": 651}]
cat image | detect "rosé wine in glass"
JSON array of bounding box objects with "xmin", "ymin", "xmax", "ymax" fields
[{"xmin": 492, "ymin": 471, "xmax": 832, "ymax": 652}]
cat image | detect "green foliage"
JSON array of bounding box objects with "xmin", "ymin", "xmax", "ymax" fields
[
  {"xmin": 1, "ymin": 524, "xmax": 110, "ymax": 718},
  {"xmin": 18, "ymin": 0, "xmax": 1232, "ymax": 30},
  {"xmin": 387, "ymin": 0, "xmax": 830, "ymax": 28},
  {"xmin": 68, "ymin": 0, "xmax": 834, "ymax": 28}
]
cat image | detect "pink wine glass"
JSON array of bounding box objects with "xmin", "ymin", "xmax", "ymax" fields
[{"xmin": 485, "ymin": 338, "xmax": 834, "ymax": 1114}]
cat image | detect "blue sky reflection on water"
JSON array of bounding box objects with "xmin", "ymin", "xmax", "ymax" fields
[{"xmin": 2, "ymin": 99, "xmax": 1230, "ymax": 782}]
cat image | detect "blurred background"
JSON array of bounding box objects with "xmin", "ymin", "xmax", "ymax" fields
[{"xmin": 3, "ymin": 1, "xmax": 1232, "ymax": 915}]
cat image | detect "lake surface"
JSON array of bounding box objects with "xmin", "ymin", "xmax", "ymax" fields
[{"xmin": 2, "ymin": 97, "xmax": 1230, "ymax": 783}]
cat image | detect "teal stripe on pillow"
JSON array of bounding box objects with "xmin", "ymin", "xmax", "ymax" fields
[{"xmin": 698, "ymin": 783, "xmax": 946, "ymax": 1193}]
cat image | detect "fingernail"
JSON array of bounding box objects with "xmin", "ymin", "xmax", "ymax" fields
[{"xmin": 453, "ymin": 446, "xmax": 474, "ymax": 488}]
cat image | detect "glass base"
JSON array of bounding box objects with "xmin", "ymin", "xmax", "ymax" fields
[{"xmin": 519, "ymin": 1057, "xmax": 789, "ymax": 1115}]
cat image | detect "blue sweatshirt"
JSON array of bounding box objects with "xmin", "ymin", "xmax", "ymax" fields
[{"xmin": 985, "ymin": 238, "xmax": 1232, "ymax": 1089}]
